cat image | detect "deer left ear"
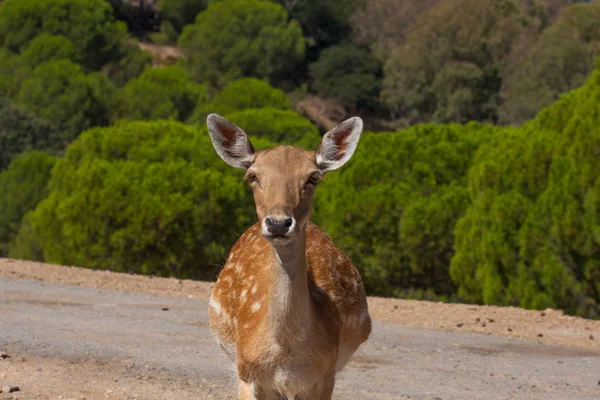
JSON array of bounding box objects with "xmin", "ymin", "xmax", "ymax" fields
[
  {"xmin": 207, "ymin": 114, "xmax": 255, "ymax": 169},
  {"xmin": 316, "ymin": 117, "xmax": 363, "ymax": 172}
]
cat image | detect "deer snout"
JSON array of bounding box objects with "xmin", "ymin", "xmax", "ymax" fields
[{"xmin": 263, "ymin": 215, "xmax": 295, "ymax": 237}]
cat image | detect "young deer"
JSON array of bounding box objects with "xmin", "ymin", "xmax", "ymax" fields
[{"xmin": 207, "ymin": 114, "xmax": 371, "ymax": 399}]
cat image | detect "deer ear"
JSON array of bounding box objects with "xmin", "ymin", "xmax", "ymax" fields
[
  {"xmin": 207, "ymin": 114, "xmax": 255, "ymax": 169},
  {"xmin": 316, "ymin": 117, "xmax": 363, "ymax": 172}
]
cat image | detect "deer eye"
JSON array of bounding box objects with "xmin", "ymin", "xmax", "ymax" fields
[
  {"xmin": 246, "ymin": 172, "xmax": 259, "ymax": 185},
  {"xmin": 305, "ymin": 173, "xmax": 321, "ymax": 188}
]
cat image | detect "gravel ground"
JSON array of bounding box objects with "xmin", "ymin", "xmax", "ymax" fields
[{"xmin": 1, "ymin": 272, "xmax": 600, "ymax": 399}]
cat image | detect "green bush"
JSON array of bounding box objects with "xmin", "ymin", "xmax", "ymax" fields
[
  {"xmin": 224, "ymin": 108, "xmax": 321, "ymax": 149},
  {"xmin": 106, "ymin": 43, "xmax": 153, "ymax": 87},
  {"xmin": 115, "ymin": 66, "xmax": 209, "ymax": 122},
  {"xmin": 16, "ymin": 60, "xmax": 115, "ymax": 142},
  {"xmin": 26, "ymin": 120, "xmax": 256, "ymax": 279},
  {"xmin": 158, "ymin": 0, "xmax": 208, "ymax": 33},
  {"xmin": 0, "ymin": 151, "xmax": 56, "ymax": 256},
  {"xmin": 0, "ymin": 0, "xmax": 128, "ymax": 71},
  {"xmin": 314, "ymin": 122, "xmax": 497, "ymax": 296},
  {"xmin": 190, "ymin": 77, "xmax": 290, "ymax": 123},
  {"xmin": 450, "ymin": 62, "xmax": 600, "ymax": 317},
  {"xmin": 310, "ymin": 43, "xmax": 381, "ymax": 109},
  {"xmin": 178, "ymin": 0, "xmax": 305, "ymax": 86},
  {"xmin": 19, "ymin": 34, "xmax": 77, "ymax": 68},
  {"xmin": 0, "ymin": 99, "xmax": 59, "ymax": 170}
]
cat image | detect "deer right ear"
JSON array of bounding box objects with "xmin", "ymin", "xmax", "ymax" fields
[
  {"xmin": 316, "ymin": 117, "xmax": 363, "ymax": 172},
  {"xmin": 207, "ymin": 114, "xmax": 255, "ymax": 169}
]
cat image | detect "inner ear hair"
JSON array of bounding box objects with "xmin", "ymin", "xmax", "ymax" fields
[{"xmin": 316, "ymin": 117, "xmax": 363, "ymax": 172}]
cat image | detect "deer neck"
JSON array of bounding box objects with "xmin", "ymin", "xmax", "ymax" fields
[{"xmin": 267, "ymin": 226, "xmax": 311, "ymax": 340}]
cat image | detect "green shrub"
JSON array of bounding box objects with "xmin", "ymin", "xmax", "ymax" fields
[
  {"xmin": 0, "ymin": 151, "xmax": 56, "ymax": 256},
  {"xmin": 115, "ymin": 66, "xmax": 209, "ymax": 122},
  {"xmin": 314, "ymin": 122, "xmax": 497, "ymax": 297},
  {"xmin": 224, "ymin": 108, "xmax": 320, "ymax": 149},
  {"xmin": 310, "ymin": 43, "xmax": 380, "ymax": 109},
  {"xmin": 451, "ymin": 62, "xmax": 600, "ymax": 317},
  {"xmin": 16, "ymin": 60, "xmax": 115, "ymax": 142},
  {"xmin": 0, "ymin": 99, "xmax": 59, "ymax": 170},
  {"xmin": 178, "ymin": 0, "xmax": 305, "ymax": 86},
  {"xmin": 26, "ymin": 120, "xmax": 256, "ymax": 279},
  {"xmin": 106, "ymin": 43, "xmax": 153, "ymax": 87},
  {"xmin": 190, "ymin": 77, "xmax": 290, "ymax": 123},
  {"xmin": 0, "ymin": 0, "xmax": 128, "ymax": 71}
]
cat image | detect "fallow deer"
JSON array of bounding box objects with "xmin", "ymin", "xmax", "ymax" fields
[{"xmin": 207, "ymin": 114, "xmax": 371, "ymax": 399}]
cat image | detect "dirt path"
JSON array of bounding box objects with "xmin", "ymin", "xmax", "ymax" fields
[
  {"xmin": 2, "ymin": 276, "xmax": 600, "ymax": 400},
  {"xmin": 1, "ymin": 259, "xmax": 598, "ymax": 350}
]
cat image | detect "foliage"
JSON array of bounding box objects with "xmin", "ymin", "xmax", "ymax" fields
[
  {"xmin": 314, "ymin": 122, "xmax": 497, "ymax": 297},
  {"xmin": 450, "ymin": 62, "xmax": 600, "ymax": 317},
  {"xmin": 115, "ymin": 66, "xmax": 209, "ymax": 122},
  {"xmin": 309, "ymin": 43, "xmax": 380, "ymax": 109},
  {"xmin": 0, "ymin": 99, "xmax": 59, "ymax": 170},
  {"xmin": 383, "ymin": 0, "xmax": 525, "ymax": 125},
  {"xmin": 350, "ymin": 0, "xmax": 439, "ymax": 61},
  {"xmin": 106, "ymin": 42, "xmax": 153, "ymax": 87},
  {"xmin": 0, "ymin": 151, "xmax": 56, "ymax": 256},
  {"xmin": 224, "ymin": 108, "xmax": 321, "ymax": 149},
  {"xmin": 15, "ymin": 60, "xmax": 116, "ymax": 143},
  {"xmin": 178, "ymin": 0, "xmax": 305, "ymax": 86},
  {"xmin": 274, "ymin": 0, "xmax": 362, "ymax": 61},
  {"xmin": 26, "ymin": 120, "xmax": 256, "ymax": 279},
  {"xmin": 190, "ymin": 77, "xmax": 290, "ymax": 123},
  {"xmin": 499, "ymin": 2, "xmax": 600, "ymax": 124},
  {"xmin": 158, "ymin": 0, "xmax": 208, "ymax": 33},
  {"xmin": 0, "ymin": 0, "xmax": 128, "ymax": 71}
]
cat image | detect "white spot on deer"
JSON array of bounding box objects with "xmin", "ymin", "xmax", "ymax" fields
[
  {"xmin": 222, "ymin": 276, "xmax": 233, "ymax": 284},
  {"xmin": 251, "ymin": 284, "xmax": 258, "ymax": 294},
  {"xmin": 240, "ymin": 289, "xmax": 248, "ymax": 304},
  {"xmin": 251, "ymin": 301, "xmax": 262, "ymax": 313},
  {"xmin": 248, "ymin": 275, "xmax": 255, "ymax": 282},
  {"xmin": 209, "ymin": 296, "xmax": 222, "ymax": 315},
  {"xmin": 243, "ymin": 323, "xmax": 250, "ymax": 329}
]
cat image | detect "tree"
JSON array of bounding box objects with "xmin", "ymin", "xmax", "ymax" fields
[
  {"xmin": 0, "ymin": 99, "xmax": 59, "ymax": 170},
  {"xmin": 15, "ymin": 60, "xmax": 116, "ymax": 143},
  {"xmin": 313, "ymin": 122, "xmax": 497, "ymax": 297},
  {"xmin": 158, "ymin": 0, "xmax": 208, "ymax": 33},
  {"xmin": 0, "ymin": 0, "xmax": 128, "ymax": 71},
  {"xmin": 178, "ymin": 0, "xmax": 305, "ymax": 86},
  {"xmin": 451, "ymin": 61, "xmax": 600, "ymax": 317},
  {"xmin": 18, "ymin": 34, "xmax": 77, "ymax": 68},
  {"xmin": 190, "ymin": 77, "xmax": 290, "ymax": 123},
  {"xmin": 115, "ymin": 66, "xmax": 209, "ymax": 122},
  {"xmin": 26, "ymin": 120, "xmax": 256, "ymax": 279},
  {"xmin": 499, "ymin": 2, "xmax": 600, "ymax": 124},
  {"xmin": 105, "ymin": 42, "xmax": 153, "ymax": 87},
  {"xmin": 309, "ymin": 43, "xmax": 381, "ymax": 110},
  {"xmin": 382, "ymin": 0, "xmax": 525, "ymax": 125},
  {"xmin": 350, "ymin": 0, "xmax": 439, "ymax": 61},
  {"xmin": 274, "ymin": 0, "xmax": 363, "ymax": 61},
  {"xmin": 224, "ymin": 108, "xmax": 321, "ymax": 149},
  {"xmin": 0, "ymin": 151, "xmax": 56, "ymax": 256}
]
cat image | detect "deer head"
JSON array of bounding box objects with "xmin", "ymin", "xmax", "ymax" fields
[{"xmin": 207, "ymin": 114, "xmax": 363, "ymax": 245}]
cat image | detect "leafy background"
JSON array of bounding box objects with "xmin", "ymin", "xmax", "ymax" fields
[{"xmin": 0, "ymin": 0, "xmax": 598, "ymax": 319}]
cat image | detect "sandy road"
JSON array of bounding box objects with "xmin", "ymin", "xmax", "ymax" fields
[{"xmin": 1, "ymin": 277, "xmax": 600, "ymax": 399}]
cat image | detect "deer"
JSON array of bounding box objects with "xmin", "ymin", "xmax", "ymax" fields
[{"xmin": 206, "ymin": 114, "xmax": 372, "ymax": 399}]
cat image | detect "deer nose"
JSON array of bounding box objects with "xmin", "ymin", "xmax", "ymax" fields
[{"xmin": 264, "ymin": 217, "xmax": 293, "ymax": 236}]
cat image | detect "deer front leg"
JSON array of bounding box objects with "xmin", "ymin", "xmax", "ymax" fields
[
  {"xmin": 238, "ymin": 379, "xmax": 281, "ymax": 400},
  {"xmin": 298, "ymin": 371, "xmax": 335, "ymax": 400}
]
